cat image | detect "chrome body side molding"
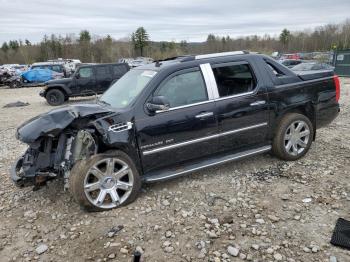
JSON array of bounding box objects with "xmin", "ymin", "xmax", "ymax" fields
[
  {"xmin": 142, "ymin": 122, "xmax": 268, "ymax": 156},
  {"xmin": 143, "ymin": 145, "xmax": 272, "ymax": 182}
]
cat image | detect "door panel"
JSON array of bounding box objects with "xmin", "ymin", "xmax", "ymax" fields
[
  {"xmin": 210, "ymin": 61, "xmax": 270, "ymax": 152},
  {"xmin": 215, "ymin": 91, "xmax": 269, "ymax": 152},
  {"xmin": 136, "ymin": 103, "xmax": 218, "ymax": 172},
  {"xmin": 136, "ymin": 67, "xmax": 218, "ymax": 173},
  {"xmin": 95, "ymin": 66, "xmax": 112, "ymax": 93},
  {"xmin": 75, "ymin": 67, "xmax": 96, "ymax": 95}
]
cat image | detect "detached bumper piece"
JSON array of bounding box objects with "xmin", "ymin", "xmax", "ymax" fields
[
  {"xmin": 10, "ymin": 157, "xmax": 35, "ymax": 187},
  {"xmin": 330, "ymin": 218, "xmax": 350, "ymax": 250}
]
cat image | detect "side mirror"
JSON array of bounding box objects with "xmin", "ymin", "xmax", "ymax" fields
[
  {"xmin": 147, "ymin": 96, "xmax": 170, "ymax": 113},
  {"xmin": 75, "ymin": 73, "xmax": 80, "ymax": 79}
]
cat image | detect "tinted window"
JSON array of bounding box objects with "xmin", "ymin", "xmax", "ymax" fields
[
  {"xmin": 112, "ymin": 65, "xmax": 128, "ymax": 76},
  {"xmin": 156, "ymin": 70, "xmax": 208, "ymax": 108},
  {"xmin": 96, "ymin": 66, "xmax": 110, "ymax": 78},
  {"xmin": 51, "ymin": 65, "xmax": 63, "ymax": 73},
  {"xmin": 79, "ymin": 67, "xmax": 93, "ymax": 78},
  {"xmin": 212, "ymin": 63, "xmax": 256, "ymax": 97}
]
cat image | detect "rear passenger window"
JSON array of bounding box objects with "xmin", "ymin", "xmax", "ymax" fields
[
  {"xmin": 112, "ymin": 65, "xmax": 127, "ymax": 76},
  {"xmin": 212, "ymin": 63, "xmax": 256, "ymax": 97},
  {"xmin": 96, "ymin": 66, "xmax": 110, "ymax": 78}
]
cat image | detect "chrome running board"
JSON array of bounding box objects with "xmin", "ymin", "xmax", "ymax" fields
[{"xmin": 143, "ymin": 145, "xmax": 271, "ymax": 183}]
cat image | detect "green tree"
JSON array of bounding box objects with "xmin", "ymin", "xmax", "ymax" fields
[
  {"xmin": 279, "ymin": 29, "xmax": 291, "ymax": 49},
  {"xmin": 1, "ymin": 42, "xmax": 9, "ymax": 52},
  {"xmin": 131, "ymin": 27, "xmax": 149, "ymax": 56},
  {"xmin": 79, "ymin": 30, "xmax": 91, "ymax": 43},
  {"xmin": 79, "ymin": 30, "xmax": 92, "ymax": 62},
  {"xmin": 9, "ymin": 40, "xmax": 19, "ymax": 50},
  {"xmin": 25, "ymin": 39, "xmax": 31, "ymax": 46}
]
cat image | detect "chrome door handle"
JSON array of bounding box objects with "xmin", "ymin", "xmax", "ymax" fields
[
  {"xmin": 195, "ymin": 112, "xmax": 214, "ymax": 119},
  {"xmin": 250, "ymin": 100, "xmax": 266, "ymax": 106}
]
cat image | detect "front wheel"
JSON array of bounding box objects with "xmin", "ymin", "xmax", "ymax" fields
[
  {"xmin": 69, "ymin": 151, "xmax": 141, "ymax": 212},
  {"xmin": 45, "ymin": 89, "xmax": 65, "ymax": 106},
  {"xmin": 272, "ymin": 113, "xmax": 314, "ymax": 161}
]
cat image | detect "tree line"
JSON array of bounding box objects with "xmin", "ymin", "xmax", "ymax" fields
[{"xmin": 1, "ymin": 20, "xmax": 350, "ymax": 65}]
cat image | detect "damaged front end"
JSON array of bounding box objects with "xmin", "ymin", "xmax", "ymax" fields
[{"xmin": 11, "ymin": 104, "xmax": 113, "ymax": 189}]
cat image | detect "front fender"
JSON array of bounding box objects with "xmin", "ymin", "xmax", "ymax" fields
[
  {"xmin": 46, "ymin": 84, "xmax": 72, "ymax": 96},
  {"xmin": 92, "ymin": 116, "xmax": 142, "ymax": 174}
]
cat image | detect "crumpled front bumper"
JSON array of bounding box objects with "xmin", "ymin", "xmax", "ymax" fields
[{"xmin": 10, "ymin": 156, "xmax": 35, "ymax": 187}]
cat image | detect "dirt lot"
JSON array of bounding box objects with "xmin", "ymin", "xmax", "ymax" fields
[{"xmin": 0, "ymin": 80, "xmax": 349, "ymax": 262}]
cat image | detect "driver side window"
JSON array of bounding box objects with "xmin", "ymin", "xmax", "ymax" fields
[
  {"xmin": 156, "ymin": 69, "xmax": 208, "ymax": 108},
  {"xmin": 79, "ymin": 67, "xmax": 93, "ymax": 78}
]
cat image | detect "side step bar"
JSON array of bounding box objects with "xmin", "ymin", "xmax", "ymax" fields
[{"xmin": 143, "ymin": 145, "xmax": 271, "ymax": 183}]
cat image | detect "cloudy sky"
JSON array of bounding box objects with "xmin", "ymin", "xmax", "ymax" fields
[{"xmin": 1, "ymin": 0, "xmax": 350, "ymax": 43}]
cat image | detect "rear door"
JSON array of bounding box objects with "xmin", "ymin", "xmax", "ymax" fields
[
  {"xmin": 111, "ymin": 64, "xmax": 129, "ymax": 82},
  {"xmin": 136, "ymin": 67, "xmax": 218, "ymax": 173},
  {"xmin": 95, "ymin": 65, "xmax": 113, "ymax": 93},
  {"xmin": 209, "ymin": 60, "xmax": 270, "ymax": 153}
]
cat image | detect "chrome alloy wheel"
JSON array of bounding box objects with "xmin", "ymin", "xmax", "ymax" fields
[
  {"xmin": 284, "ymin": 120, "xmax": 310, "ymax": 156},
  {"xmin": 83, "ymin": 158, "xmax": 134, "ymax": 209}
]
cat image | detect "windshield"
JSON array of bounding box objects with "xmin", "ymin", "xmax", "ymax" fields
[
  {"xmin": 99, "ymin": 69, "xmax": 157, "ymax": 108},
  {"xmin": 292, "ymin": 63, "xmax": 315, "ymax": 71}
]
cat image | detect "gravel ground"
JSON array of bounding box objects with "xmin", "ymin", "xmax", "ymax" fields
[{"xmin": 0, "ymin": 80, "xmax": 349, "ymax": 262}]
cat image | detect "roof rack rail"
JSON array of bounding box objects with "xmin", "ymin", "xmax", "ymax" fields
[{"xmin": 195, "ymin": 51, "xmax": 249, "ymax": 60}]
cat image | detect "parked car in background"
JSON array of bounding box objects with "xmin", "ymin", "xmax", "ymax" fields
[
  {"xmin": 31, "ymin": 62, "xmax": 67, "ymax": 77},
  {"xmin": 120, "ymin": 57, "xmax": 154, "ymax": 68},
  {"xmin": 278, "ymin": 59, "xmax": 303, "ymax": 68},
  {"xmin": 129, "ymin": 59, "xmax": 146, "ymax": 68},
  {"xmin": 40, "ymin": 63, "xmax": 129, "ymax": 106},
  {"xmin": 291, "ymin": 62, "xmax": 334, "ymax": 72},
  {"xmin": 12, "ymin": 51, "xmax": 340, "ymax": 211},
  {"xmin": 6, "ymin": 68, "xmax": 64, "ymax": 88},
  {"xmin": 0, "ymin": 68, "xmax": 13, "ymax": 85},
  {"xmin": 280, "ymin": 53, "xmax": 301, "ymax": 60},
  {"xmin": 47, "ymin": 59, "xmax": 82, "ymax": 76}
]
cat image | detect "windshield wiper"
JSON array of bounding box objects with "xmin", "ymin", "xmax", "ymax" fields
[{"xmin": 97, "ymin": 99, "xmax": 111, "ymax": 106}]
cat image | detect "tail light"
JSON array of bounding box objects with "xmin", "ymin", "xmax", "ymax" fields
[{"xmin": 334, "ymin": 75, "xmax": 340, "ymax": 102}]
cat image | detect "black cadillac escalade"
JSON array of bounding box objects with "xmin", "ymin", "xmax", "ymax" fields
[{"xmin": 11, "ymin": 51, "xmax": 340, "ymax": 211}]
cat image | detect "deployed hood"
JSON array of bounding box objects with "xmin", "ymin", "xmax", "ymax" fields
[
  {"xmin": 17, "ymin": 103, "xmax": 114, "ymax": 143},
  {"xmin": 46, "ymin": 77, "xmax": 72, "ymax": 85}
]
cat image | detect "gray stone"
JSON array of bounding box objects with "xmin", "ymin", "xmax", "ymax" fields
[
  {"xmin": 35, "ymin": 244, "xmax": 48, "ymax": 255},
  {"xmin": 227, "ymin": 246, "xmax": 239, "ymax": 257}
]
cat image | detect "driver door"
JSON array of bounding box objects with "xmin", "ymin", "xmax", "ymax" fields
[
  {"xmin": 136, "ymin": 67, "xmax": 218, "ymax": 173},
  {"xmin": 73, "ymin": 67, "xmax": 96, "ymax": 95}
]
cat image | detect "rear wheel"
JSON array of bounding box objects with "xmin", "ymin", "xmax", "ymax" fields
[
  {"xmin": 272, "ymin": 113, "xmax": 313, "ymax": 161},
  {"xmin": 69, "ymin": 151, "xmax": 141, "ymax": 212},
  {"xmin": 46, "ymin": 89, "xmax": 65, "ymax": 106}
]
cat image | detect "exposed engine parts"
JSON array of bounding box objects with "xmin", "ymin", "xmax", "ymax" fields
[{"xmin": 12, "ymin": 129, "xmax": 97, "ymax": 189}]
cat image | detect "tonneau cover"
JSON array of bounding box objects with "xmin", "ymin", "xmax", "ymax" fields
[{"xmin": 294, "ymin": 70, "xmax": 334, "ymax": 81}]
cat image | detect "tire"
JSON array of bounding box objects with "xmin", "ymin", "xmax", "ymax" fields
[
  {"xmin": 10, "ymin": 81, "xmax": 21, "ymax": 88},
  {"xmin": 69, "ymin": 150, "xmax": 141, "ymax": 212},
  {"xmin": 272, "ymin": 113, "xmax": 314, "ymax": 161},
  {"xmin": 45, "ymin": 89, "xmax": 65, "ymax": 106}
]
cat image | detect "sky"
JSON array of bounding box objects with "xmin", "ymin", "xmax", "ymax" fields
[{"xmin": 1, "ymin": 0, "xmax": 350, "ymax": 43}]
